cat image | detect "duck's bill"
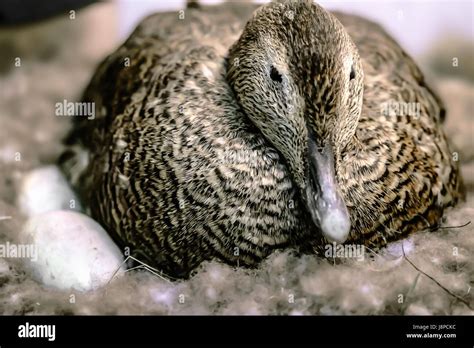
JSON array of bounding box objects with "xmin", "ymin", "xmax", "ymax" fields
[{"xmin": 303, "ymin": 138, "xmax": 351, "ymax": 243}]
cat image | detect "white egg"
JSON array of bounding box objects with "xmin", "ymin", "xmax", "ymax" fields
[
  {"xmin": 17, "ymin": 165, "xmax": 82, "ymax": 217},
  {"xmin": 20, "ymin": 210, "xmax": 124, "ymax": 292}
]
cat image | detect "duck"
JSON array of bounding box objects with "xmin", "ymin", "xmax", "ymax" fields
[{"xmin": 59, "ymin": 0, "xmax": 464, "ymax": 278}]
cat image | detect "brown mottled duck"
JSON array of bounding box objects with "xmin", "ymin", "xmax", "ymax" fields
[{"xmin": 60, "ymin": 0, "xmax": 463, "ymax": 278}]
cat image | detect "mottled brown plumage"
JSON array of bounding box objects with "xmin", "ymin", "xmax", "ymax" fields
[{"xmin": 60, "ymin": 0, "xmax": 463, "ymax": 278}]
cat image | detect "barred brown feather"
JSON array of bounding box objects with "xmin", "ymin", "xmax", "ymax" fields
[{"xmin": 60, "ymin": 1, "xmax": 463, "ymax": 278}]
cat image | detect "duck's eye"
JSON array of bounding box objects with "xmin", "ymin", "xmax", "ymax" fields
[
  {"xmin": 270, "ymin": 66, "xmax": 283, "ymax": 83},
  {"xmin": 349, "ymin": 65, "xmax": 356, "ymax": 80}
]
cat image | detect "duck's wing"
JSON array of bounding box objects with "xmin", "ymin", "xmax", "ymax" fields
[{"xmin": 59, "ymin": 3, "xmax": 257, "ymax": 188}]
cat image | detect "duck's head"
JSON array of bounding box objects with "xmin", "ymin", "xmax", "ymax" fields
[{"xmin": 227, "ymin": 0, "xmax": 364, "ymax": 243}]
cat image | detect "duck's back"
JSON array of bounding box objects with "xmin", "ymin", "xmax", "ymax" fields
[{"xmin": 67, "ymin": 2, "xmax": 258, "ymax": 142}]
